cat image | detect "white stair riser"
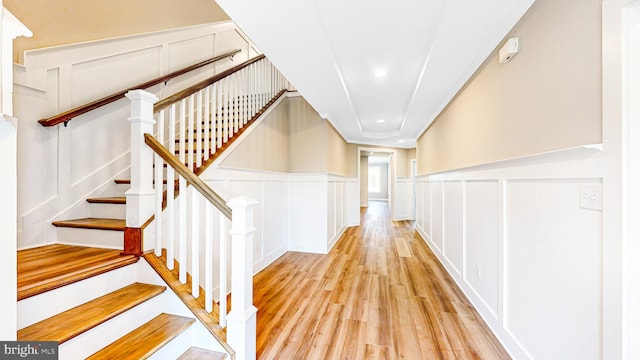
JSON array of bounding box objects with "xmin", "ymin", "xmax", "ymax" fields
[
  {"xmin": 149, "ymin": 325, "xmax": 196, "ymax": 360},
  {"xmin": 89, "ymin": 203, "xmax": 126, "ymax": 219},
  {"xmin": 115, "ymin": 184, "xmax": 130, "ymax": 197},
  {"xmin": 55, "ymin": 227, "xmax": 123, "ymax": 250},
  {"xmin": 17, "ymin": 263, "xmax": 138, "ymax": 329}
]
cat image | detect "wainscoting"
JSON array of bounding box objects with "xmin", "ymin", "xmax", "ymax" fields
[
  {"xmin": 202, "ymin": 168, "xmax": 359, "ymax": 274},
  {"xmin": 416, "ymin": 148, "xmax": 604, "ymax": 360}
]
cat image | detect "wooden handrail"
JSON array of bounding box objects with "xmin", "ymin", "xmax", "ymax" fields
[
  {"xmin": 155, "ymin": 54, "xmax": 266, "ymax": 113},
  {"xmin": 144, "ymin": 133, "xmax": 232, "ymax": 219},
  {"xmin": 38, "ymin": 49, "xmax": 242, "ymax": 127}
]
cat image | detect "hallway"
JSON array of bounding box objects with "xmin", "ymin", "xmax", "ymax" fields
[{"xmin": 254, "ymin": 201, "xmax": 510, "ymax": 359}]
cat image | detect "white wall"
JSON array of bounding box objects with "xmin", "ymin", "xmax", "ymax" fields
[
  {"xmin": 416, "ymin": 148, "xmax": 604, "ymax": 360},
  {"xmin": 0, "ymin": 114, "xmax": 17, "ymax": 340},
  {"xmin": 13, "ymin": 21, "xmax": 257, "ymax": 249}
]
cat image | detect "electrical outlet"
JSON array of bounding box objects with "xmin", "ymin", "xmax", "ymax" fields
[
  {"xmin": 579, "ymin": 184, "xmax": 603, "ymax": 211},
  {"xmin": 476, "ymin": 264, "xmax": 481, "ymax": 279}
]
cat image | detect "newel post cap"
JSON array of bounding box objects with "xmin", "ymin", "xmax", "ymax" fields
[{"xmin": 125, "ymin": 89, "xmax": 159, "ymax": 103}]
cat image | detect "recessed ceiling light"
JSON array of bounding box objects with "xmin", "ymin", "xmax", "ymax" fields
[
  {"xmin": 376, "ymin": 119, "xmax": 385, "ymax": 123},
  {"xmin": 398, "ymin": 139, "xmax": 405, "ymax": 143},
  {"xmin": 374, "ymin": 70, "xmax": 387, "ymax": 78}
]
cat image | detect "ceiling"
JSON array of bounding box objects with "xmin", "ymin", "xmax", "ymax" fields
[{"xmin": 215, "ymin": 0, "xmax": 535, "ymax": 148}]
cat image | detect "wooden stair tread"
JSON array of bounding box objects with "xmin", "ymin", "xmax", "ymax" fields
[
  {"xmin": 18, "ymin": 283, "xmax": 165, "ymax": 343},
  {"xmin": 52, "ymin": 217, "xmax": 125, "ymax": 231},
  {"xmin": 18, "ymin": 244, "xmax": 139, "ymax": 300},
  {"xmin": 178, "ymin": 347, "xmax": 227, "ymax": 360},
  {"xmin": 87, "ymin": 313, "xmax": 195, "ymax": 360},
  {"xmin": 86, "ymin": 197, "xmax": 126, "ymax": 204}
]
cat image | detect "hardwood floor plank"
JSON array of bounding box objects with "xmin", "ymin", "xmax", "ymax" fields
[
  {"xmin": 394, "ymin": 237, "xmax": 412, "ymax": 258},
  {"xmin": 254, "ymin": 201, "xmax": 511, "ymax": 360}
]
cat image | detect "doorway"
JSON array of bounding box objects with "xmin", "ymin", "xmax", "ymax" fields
[{"xmin": 357, "ymin": 147, "xmax": 396, "ymax": 215}]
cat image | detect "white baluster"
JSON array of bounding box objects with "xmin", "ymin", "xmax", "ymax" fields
[
  {"xmin": 205, "ymin": 201, "xmax": 213, "ymax": 313},
  {"xmin": 191, "ymin": 187, "xmax": 200, "ymax": 298},
  {"xmin": 253, "ymin": 63, "xmax": 257, "ymax": 116},
  {"xmin": 165, "ymin": 104, "xmax": 177, "ymax": 268},
  {"xmin": 228, "ymin": 76, "xmax": 233, "ymax": 141},
  {"xmin": 188, "ymin": 94, "xmax": 195, "ymax": 171},
  {"xmin": 196, "ymin": 90, "xmax": 203, "ymax": 168},
  {"xmin": 154, "ymin": 110, "xmax": 165, "ymax": 256},
  {"xmin": 233, "ymin": 72, "xmax": 239, "ymax": 133},
  {"xmin": 244, "ymin": 68, "xmax": 249, "ymax": 125},
  {"xmin": 217, "ymin": 81, "xmax": 223, "ymax": 149},
  {"xmin": 210, "ymin": 83, "xmax": 217, "ymax": 153},
  {"xmin": 179, "ymin": 174, "xmax": 187, "ymax": 283},
  {"xmin": 179, "ymin": 99, "xmax": 186, "ymax": 167},
  {"xmin": 204, "ymin": 86, "xmax": 210, "ymax": 162},
  {"xmin": 221, "ymin": 78, "xmax": 226, "ymax": 144},
  {"xmin": 219, "ymin": 211, "xmax": 228, "ymax": 328}
]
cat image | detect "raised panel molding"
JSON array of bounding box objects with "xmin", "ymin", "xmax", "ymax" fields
[
  {"xmin": 504, "ymin": 179, "xmax": 601, "ymax": 360},
  {"xmin": 430, "ymin": 181, "xmax": 444, "ymax": 252},
  {"xmin": 443, "ymin": 181, "xmax": 463, "ymax": 276},
  {"xmin": 464, "ymin": 180, "xmax": 500, "ymax": 318},
  {"xmin": 415, "ymin": 157, "xmax": 604, "ymax": 360}
]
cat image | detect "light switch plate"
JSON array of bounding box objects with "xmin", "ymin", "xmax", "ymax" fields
[{"xmin": 579, "ymin": 184, "xmax": 603, "ymax": 211}]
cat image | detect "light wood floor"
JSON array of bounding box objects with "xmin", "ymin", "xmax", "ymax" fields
[{"xmin": 254, "ymin": 201, "xmax": 510, "ymax": 360}]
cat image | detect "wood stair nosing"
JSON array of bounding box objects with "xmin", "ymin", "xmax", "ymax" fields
[
  {"xmin": 51, "ymin": 217, "xmax": 126, "ymax": 231},
  {"xmin": 86, "ymin": 197, "xmax": 126, "ymax": 205},
  {"xmin": 86, "ymin": 313, "xmax": 195, "ymax": 360},
  {"xmin": 17, "ymin": 282, "xmax": 166, "ymax": 344}
]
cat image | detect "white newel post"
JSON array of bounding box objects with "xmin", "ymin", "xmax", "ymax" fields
[
  {"xmin": 227, "ymin": 196, "xmax": 258, "ymax": 360},
  {"xmin": 125, "ymin": 90, "xmax": 158, "ymax": 227}
]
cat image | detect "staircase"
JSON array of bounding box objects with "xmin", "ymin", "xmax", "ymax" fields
[
  {"xmin": 17, "ymin": 206, "xmax": 230, "ymax": 359},
  {"xmin": 16, "ymin": 54, "xmax": 291, "ymax": 359}
]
